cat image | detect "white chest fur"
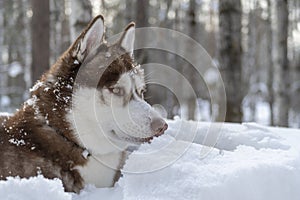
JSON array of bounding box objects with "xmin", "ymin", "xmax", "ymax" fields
[{"xmin": 75, "ymin": 152, "xmax": 125, "ymax": 187}]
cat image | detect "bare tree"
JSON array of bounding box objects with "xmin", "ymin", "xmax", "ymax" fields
[
  {"xmin": 0, "ymin": 0, "xmax": 3, "ymax": 67},
  {"xmin": 0, "ymin": 0, "xmax": 4, "ymax": 111},
  {"xmin": 31, "ymin": 0, "xmax": 50, "ymax": 83},
  {"xmin": 50, "ymin": 0, "xmax": 68, "ymax": 63},
  {"xmin": 266, "ymin": 0, "xmax": 275, "ymax": 126},
  {"xmin": 274, "ymin": 0, "xmax": 289, "ymax": 127},
  {"xmin": 218, "ymin": 0, "xmax": 243, "ymax": 122},
  {"xmin": 187, "ymin": 0, "xmax": 197, "ymax": 120},
  {"xmin": 125, "ymin": 0, "xmax": 135, "ymax": 22},
  {"xmin": 135, "ymin": 0, "xmax": 149, "ymax": 63},
  {"xmin": 135, "ymin": 0, "xmax": 148, "ymax": 28},
  {"xmin": 69, "ymin": 0, "xmax": 92, "ymax": 41}
]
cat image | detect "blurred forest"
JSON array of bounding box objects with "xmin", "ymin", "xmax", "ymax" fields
[{"xmin": 0, "ymin": 0, "xmax": 299, "ymax": 128}]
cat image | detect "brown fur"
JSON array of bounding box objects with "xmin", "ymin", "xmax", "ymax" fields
[{"xmin": 0, "ymin": 15, "xmax": 135, "ymax": 193}]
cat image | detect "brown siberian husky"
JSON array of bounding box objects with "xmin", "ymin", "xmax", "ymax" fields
[{"xmin": 0, "ymin": 15, "xmax": 167, "ymax": 193}]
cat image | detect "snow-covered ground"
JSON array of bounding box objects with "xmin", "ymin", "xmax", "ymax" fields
[{"xmin": 1, "ymin": 118, "xmax": 300, "ymax": 200}]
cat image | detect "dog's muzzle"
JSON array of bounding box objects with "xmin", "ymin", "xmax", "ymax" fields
[{"xmin": 151, "ymin": 118, "xmax": 168, "ymax": 137}]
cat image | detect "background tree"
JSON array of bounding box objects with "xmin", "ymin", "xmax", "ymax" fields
[
  {"xmin": 187, "ymin": 0, "xmax": 197, "ymax": 120},
  {"xmin": 274, "ymin": 0, "xmax": 289, "ymax": 126},
  {"xmin": 266, "ymin": 0, "xmax": 275, "ymax": 126},
  {"xmin": 0, "ymin": 0, "xmax": 3, "ymax": 68},
  {"xmin": 31, "ymin": 0, "xmax": 50, "ymax": 83},
  {"xmin": 134, "ymin": 0, "xmax": 149, "ymax": 63},
  {"xmin": 50, "ymin": 0, "xmax": 70, "ymax": 63},
  {"xmin": 218, "ymin": 0, "xmax": 243, "ymax": 122},
  {"xmin": 69, "ymin": 0, "xmax": 92, "ymax": 41}
]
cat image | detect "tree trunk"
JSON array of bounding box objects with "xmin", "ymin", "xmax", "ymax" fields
[
  {"xmin": 69, "ymin": 0, "xmax": 92, "ymax": 41},
  {"xmin": 0, "ymin": 0, "xmax": 4, "ymax": 111},
  {"xmin": 245, "ymin": 9, "xmax": 258, "ymax": 122},
  {"xmin": 274, "ymin": 0, "xmax": 289, "ymax": 127},
  {"xmin": 31, "ymin": 0, "xmax": 50, "ymax": 83},
  {"xmin": 61, "ymin": 4, "xmax": 71, "ymax": 53},
  {"xmin": 187, "ymin": 0, "xmax": 197, "ymax": 120},
  {"xmin": 266, "ymin": 0, "xmax": 275, "ymax": 126},
  {"xmin": 135, "ymin": 0, "xmax": 149, "ymax": 63},
  {"xmin": 135, "ymin": 0, "xmax": 149, "ymax": 28},
  {"xmin": 0, "ymin": 0, "xmax": 3, "ymax": 66},
  {"xmin": 125, "ymin": 0, "xmax": 134, "ymax": 22},
  {"xmin": 218, "ymin": 0, "xmax": 243, "ymax": 122}
]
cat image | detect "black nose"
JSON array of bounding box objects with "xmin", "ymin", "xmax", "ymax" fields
[{"xmin": 151, "ymin": 118, "xmax": 168, "ymax": 137}]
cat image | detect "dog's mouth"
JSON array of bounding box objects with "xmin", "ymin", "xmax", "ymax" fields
[
  {"xmin": 154, "ymin": 123, "xmax": 168, "ymax": 137},
  {"xmin": 110, "ymin": 123, "xmax": 168, "ymax": 144}
]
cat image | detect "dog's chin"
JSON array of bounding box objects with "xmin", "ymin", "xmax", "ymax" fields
[{"xmin": 110, "ymin": 130, "xmax": 166, "ymax": 145}]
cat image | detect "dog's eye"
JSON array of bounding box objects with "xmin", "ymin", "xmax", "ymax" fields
[
  {"xmin": 136, "ymin": 88, "xmax": 146, "ymax": 99},
  {"xmin": 110, "ymin": 87, "xmax": 125, "ymax": 96},
  {"xmin": 141, "ymin": 88, "xmax": 146, "ymax": 94}
]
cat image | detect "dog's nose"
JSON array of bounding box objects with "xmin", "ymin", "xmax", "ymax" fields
[{"xmin": 151, "ymin": 118, "xmax": 168, "ymax": 136}]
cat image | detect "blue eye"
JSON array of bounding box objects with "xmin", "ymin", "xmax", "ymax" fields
[
  {"xmin": 110, "ymin": 87, "xmax": 125, "ymax": 96},
  {"xmin": 113, "ymin": 88, "xmax": 120, "ymax": 94}
]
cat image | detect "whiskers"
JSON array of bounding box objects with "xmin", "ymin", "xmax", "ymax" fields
[
  {"xmin": 143, "ymin": 95, "xmax": 152, "ymax": 100},
  {"xmin": 144, "ymin": 71, "xmax": 155, "ymax": 82},
  {"xmin": 143, "ymin": 72, "xmax": 156, "ymax": 100}
]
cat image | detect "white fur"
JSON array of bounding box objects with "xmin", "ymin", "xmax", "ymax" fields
[{"xmin": 74, "ymin": 153, "xmax": 123, "ymax": 188}]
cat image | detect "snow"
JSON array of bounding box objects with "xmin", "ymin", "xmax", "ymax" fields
[
  {"xmin": 0, "ymin": 176, "xmax": 71, "ymax": 200},
  {"xmin": 204, "ymin": 68, "xmax": 219, "ymax": 84},
  {"xmin": 1, "ymin": 119, "xmax": 300, "ymax": 200},
  {"xmin": 8, "ymin": 62, "xmax": 23, "ymax": 78},
  {"xmin": 0, "ymin": 112, "xmax": 12, "ymax": 117},
  {"xmin": 0, "ymin": 96, "xmax": 11, "ymax": 107},
  {"xmin": 243, "ymin": 100, "xmax": 271, "ymax": 125},
  {"xmin": 29, "ymin": 81, "xmax": 44, "ymax": 92},
  {"xmin": 74, "ymin": 60, "xmax": 79, "ymax": 65},
  {"xmin": 196, "ymin": 99, "xmax": 211, "ymax": 121},
  {"xmin": 8, "ymin": 138, "xmax": 26, "ymax": 146},
  {"xmin": 24, "ymin": 95, "xmax": 38, "ymax": 107}
]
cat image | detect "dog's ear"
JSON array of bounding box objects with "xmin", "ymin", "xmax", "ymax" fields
[
  {"xmin": 117, "ymin": 22, "xmax": 135, "ymax": 56},
  {"xmin": 71, "ymin": 15, "xmax": 104, "ymax": 61}
]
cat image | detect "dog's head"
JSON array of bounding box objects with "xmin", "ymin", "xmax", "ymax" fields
[{"xmin": 67, "ymin": 16, "xmax": 167, "ymax": 149}]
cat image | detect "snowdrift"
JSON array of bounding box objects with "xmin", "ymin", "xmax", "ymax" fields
[{"xmin": 1, "ymin": 118, "xmax": 300, "ymax": 200}]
